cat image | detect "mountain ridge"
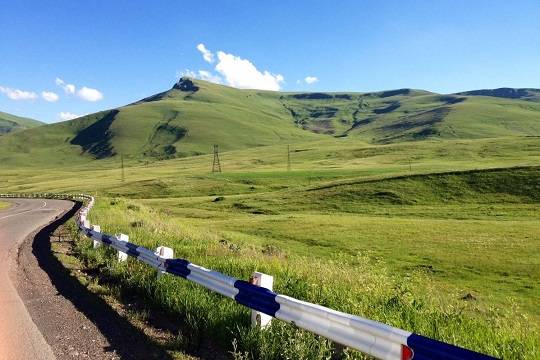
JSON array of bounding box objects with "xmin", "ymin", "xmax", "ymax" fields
[
  {"xmin": 456, "ymin": 87, "xmax": 540, "ymax": 101},
  {"xmin": 0, "ymin": 111, "xmax": 43, "ymax": 135},
  {"xmin": 0, "ymin": 78, "xmax": 539, "ymax": 167}
]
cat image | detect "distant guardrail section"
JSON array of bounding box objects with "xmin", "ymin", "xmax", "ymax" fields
[{"xmin": 0, "ymin": 193, "xmax": 497, "ymax": 360}]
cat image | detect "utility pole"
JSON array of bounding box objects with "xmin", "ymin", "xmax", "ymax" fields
[
  {"xmin": 212, "ymin": 145, "xmax": 221, "ymax": 173},
  {"xmin": 121, "ymin": 154, "xmax": 125, "ymax": 182},
  {"xmin": 287, "ymin": 144, "xmax": 291, "ymax": 171}
]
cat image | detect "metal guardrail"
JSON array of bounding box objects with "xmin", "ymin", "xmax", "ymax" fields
[{"xmin": 0, "ymin": 193, "xmax": 497, "ymax": 360}]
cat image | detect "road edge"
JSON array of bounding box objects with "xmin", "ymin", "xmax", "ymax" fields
[{"xmin": 13, "ymin": 199, "xmax": 177, "ymax": 359}]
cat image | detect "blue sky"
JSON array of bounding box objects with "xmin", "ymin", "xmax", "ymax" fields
[{"xmin": 1, "ymin": 0, "xmax": 539, "ymax": 123}]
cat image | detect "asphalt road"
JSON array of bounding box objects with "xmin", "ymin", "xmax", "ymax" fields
[{"xmin": 0, "ymin": 198, "xmax": 72, "ymax": 360}]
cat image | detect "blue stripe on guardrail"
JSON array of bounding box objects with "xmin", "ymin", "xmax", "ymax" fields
[
  {"xmin": 233, "ymin": 280, "xmax": 280, "ymax": 317},
  {"xmin": 165, "ymin": 258, "xmax": 191, "ymax": 278},
  {"xmin": 101, "ymin": 234, "xmax": 113, "ymax": 245},
  {"xmin": 407, "ymin": 334, "xmax": 497, "ymax": 360},
  {"xmin": 125, "ymin": 242, "xmax": 141, "ymax": 257}
]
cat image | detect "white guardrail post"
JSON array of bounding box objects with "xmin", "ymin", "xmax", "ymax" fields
[
  {"xmin": 116, "ymin": 234, "xmax": 129, "ymax": 262},
  {"xmin": 250, "ymin": 272, "xmax": 274, "ymax": 328},
  {"xmin": 0, "ymin": 193, "xmax": 498, "ymax": 360},
  {"xmin": 91, "ymin": 225, "xmax": 101, "ymax": 248},
  {"xmin": 155, "ymin": 246, "xmax": 174, "ymax": 278}
]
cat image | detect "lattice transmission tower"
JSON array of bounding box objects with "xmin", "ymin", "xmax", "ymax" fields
[
  {"xmin": 212, "ymin": 144, "xmax": 221, "ymax": 173},
  {"xmin": 121, "ymin": 154, "xmax": 125, "ymax": 182},
  {"xmin": 287, "ymin": 144, "xmax": 291, "ymax": 171}
]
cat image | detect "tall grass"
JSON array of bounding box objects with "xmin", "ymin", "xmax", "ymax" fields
[{"xmin": 71, "ymin": 197, "xmax": 538, "ymax": 359}]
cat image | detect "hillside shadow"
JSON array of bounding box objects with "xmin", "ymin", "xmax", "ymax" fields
[
  {"xmin": 373, "ymin": 102, "xmax": 400, "ymax": 114},
  {"xmin": 378, "ymin": 106, "xmax": 451, "ymax": 143},
  {"xmin": 70, "ymin": 110, "xmax": 118, "ymax": 159},
  {"xmin": 31, "ymin": 202, "xmax": 173, "ymax": 360}
]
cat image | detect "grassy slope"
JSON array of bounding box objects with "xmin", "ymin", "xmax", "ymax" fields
[
  {"xmin": 1, "ymin": 136, "xmax": 538, "ymax": 194},
  {"xmin": 204, "ymin": 168, "xmax": 540, "ymax": 307},
  {"xmin": 113, "ymin": 81, "xmax": 320, "ymax": 157},
  {"xmin": 280, "ymin": 90, "xmax": 540, "ymax": 142},
  {"xmin": 440, "ymin": 96, "xmax": 540, "ymax": 139},
  {"xmin": 79, "ymin": 164, "xmax": 539, "ymax": 359},
  {"xmin": 1, "ymin": 135, "xmax": 539, "ymax": 358},
  {"xmin": 0, "ymin": 80, "xmax": 321, "ymax": 167},
  {"xmin": 457, "ymin": 87, "xmax": 540, "ymax": 101},
  {"xmin": 0, "ymin": 111, "xmax": 118, "ymax": 166},
  {"xmin": 0, "ymin": 110, "xmax": 43, "ymax": 135},
  {"xmin": 0, "ymin": 80, "xmax": 539, "ymax": 168},
  {"xmin": 137, "ymin": 166, "xmax": 540, "ymax": 313}
]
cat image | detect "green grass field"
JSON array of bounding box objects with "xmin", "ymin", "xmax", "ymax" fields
[{"xmin": 2, "ymin": 134, "xmax": 539, "ymax": 359}]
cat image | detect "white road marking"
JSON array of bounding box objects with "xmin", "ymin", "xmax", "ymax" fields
[{"xmin": 0, "ymin": 200, "xmax": 47, "ymax": 221}]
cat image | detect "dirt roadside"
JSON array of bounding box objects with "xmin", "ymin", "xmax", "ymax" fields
[{"xmin": 12, "ymin": 202, "xmax": 174, "ymax": 360}]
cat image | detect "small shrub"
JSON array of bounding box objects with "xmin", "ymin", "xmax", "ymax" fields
[
  {"xmin": 262, "ymin": 244, "xmax": 283, "ymax": 257},
  {"xmin": 130, "ymin": 220, "xmax": 144, "ymax": 228},
  {"xmin": 233, "ymin": 202, "xmax": 251, "ymax": 210}
]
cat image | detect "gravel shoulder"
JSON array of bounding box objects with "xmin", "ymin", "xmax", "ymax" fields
[{"xmin": 13, "ymin": 202, "xmax": 174, "ymax": 360}]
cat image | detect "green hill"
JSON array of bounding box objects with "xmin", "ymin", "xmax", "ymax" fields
[
  {"xmin": 280, "ymin": 89, "xmax": 540, "ymax": 143},
  {"xmin": 0, "ymin": 79, "xmax": 321, "ymax": 167},
  {"xmin": 456, "ymin": 88, "xmax": 540, "ymax": 101},
  {"xmin": 0, "ymin": 111, "xmax": 43, "ymax": 135},
  {"xmin": 0, "ymin": 78, "xmax": 539, "ymax": 167}
]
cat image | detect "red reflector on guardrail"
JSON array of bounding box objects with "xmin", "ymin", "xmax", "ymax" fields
[{"xmin": 402, "ymin": 344, "xmax": 414, "ymax": 360}]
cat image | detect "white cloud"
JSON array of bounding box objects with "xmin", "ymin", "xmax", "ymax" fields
[
  {"xmin": 304, "ymin": 76, "xmax": 319, "ymax": 84},
  {"xmin": 77, "ymin": 86, "xmax": 103, "ymax": 102},
  {"xmin": 197, "ymin": 70, "xmax": 222, "ymax": 84},
  {"xmin": 0, "ymin": 86, "xmax": 38, "ymax": 100},
  {"xmin": 187, "ymin": 44, "xmax": 285, "ymax": 90},
  {"xmin": 56, "ymin": 78, "xmax": 103, "ymax": 101},
  {"xmin": 214, "ymin": 50, "xmax": 284, "ymax": 91},
  {"xmin": 179, "ymin": 69, "xmax": 197, "ymax": 78},
  {"xmin": 178, "ymin": 69, "xmax": 222, "ymax": 84},
  {"xmin": 41, "ymin": 91, "xmax": 59, "ymax": 102},
  {"xmin": 196, "ymin": 43, "xmax": 214, "ymax": 63},
  {"xmin": 55, "ymin": 78, "xmax": 76, "ymax": 94},
  {"xmin": 59, "ymin": 112, "xmax": 81, "ymax": 121}
]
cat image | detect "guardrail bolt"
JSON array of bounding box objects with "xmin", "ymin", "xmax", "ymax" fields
[{"xmin": 250, "ymin": 272, "xmax": 274, "ymax": 329}]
